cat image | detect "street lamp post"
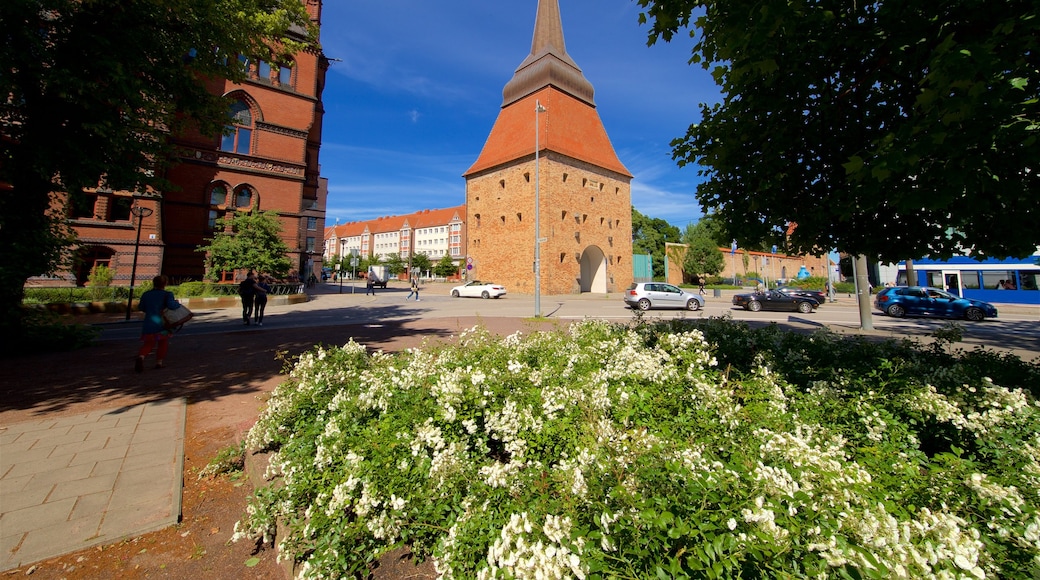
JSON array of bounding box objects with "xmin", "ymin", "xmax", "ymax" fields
[
  {"xmin": 534, "ymin": 100, "xmax": 547, "ymax": 317},
  {"xmin": 125, "ymin": 202, "xmax": 154, "ymax": 321}
]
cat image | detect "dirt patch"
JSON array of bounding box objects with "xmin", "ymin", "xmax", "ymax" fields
[{"xmin": 0, "ymin": 317, "xmax": 539, "ymax": 579}]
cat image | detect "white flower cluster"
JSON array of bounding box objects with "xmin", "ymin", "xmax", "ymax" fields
[
  {"xmin": 602, "ymin": 330, "xmax": 678, "ymax": 385},
  {"xmin": 741, "ymin": 496, "xmax": 790, "ymax": 542},
  {"xmin": 909, "ymin": 379, "xmax": 1032, "ymax": 436},
  {"xmin": 238, "ymin": 319, "xmax": 1039, "ymax": 579},
  {"xmin": 479, "ymin": 460, "xmax": 524, "ymax": 489},
  {"xmin": 966, "ymin": 473, "xmax": 1025, "ymax": 516},
  {"xmin": 1021, "ymin": 434, "xmax": 1040, "ymax": 499},
  {"xmin": 860, "ymin": 408, "xmax": 888, "ymax": 443},
  {"xmin": 484, "ymin": 398, "xmax": 541, "ymax": 461},
  {"xmin": 478, "ymin": 512, "xmax": 586, "ymax": 580}
]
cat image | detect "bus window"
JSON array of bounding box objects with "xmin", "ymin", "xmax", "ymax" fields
[
  {"xmin": 960, "ymin": 271, "xmax": 981, "ymax": 289},
  {"xmin": 982, "ymin": 271, "xmax": 1017, "ymax": 290},
  {"xmin": 1022, "ymin": 271, "xmax": 1039, "ymax": 291}
]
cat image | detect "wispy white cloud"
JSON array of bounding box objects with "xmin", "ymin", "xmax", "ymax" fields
[{"xmin": 318, "ymin": 1, "xmax": 717, "ymax": 230}]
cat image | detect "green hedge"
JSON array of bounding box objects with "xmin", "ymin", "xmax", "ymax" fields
[{"xmin": 23, "ymin": 282, "xmax": 304, "ymax": 304}]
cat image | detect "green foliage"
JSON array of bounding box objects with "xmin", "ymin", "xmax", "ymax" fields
[
  {"xmin": 434, "ymin": 254, "xmax": 460, "ymax": 278},
  {"xmin": 0, "ymin": 0, "xmax": 316, "ymax": 334},
  {"xmin": 787, "ymin": 276, "xmax": 828, "ymax": 291},
  {"xmin": 198, "ymin": 441, "xmax": 246, "ymax": 480},
  {"xmin": 4, "ymin": 308, "xmax": 100, "ymax": 357},
  {"xmin": 86, "ymin": 264, "xmax": 113, "ymax": 301},
  {"xmin": 383, "ymin": 253, "xmax": 406, "ymax": 276},
  {"xmin": 633, "ymin": 208, "xmax": 681, "ymax": 279},
  {"xmin": 680, "ymin": 220, "xmax": 726, "ymax": 281},
  {"xmin": 409, "ymin": 253, "xmax": 433, "ymax": 276},
  {"xmin": 636, "ymin": 0, "xmax": 1040, "ymax": 263},
  {"xmin": 177, "ymin": 281, "xmax": 210, "ymax": 297},
  {"xmin": 236, "ymin": 320, "xmax": 1040, "ymax": 578},
  {"xmin": 198, "ymin": 211, "xmax": 293, "ymax": 281}
]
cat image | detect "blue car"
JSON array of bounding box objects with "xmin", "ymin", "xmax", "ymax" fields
[{"xmin": 874, "ymin": 286, "xmax": 998, "ymax": 321}]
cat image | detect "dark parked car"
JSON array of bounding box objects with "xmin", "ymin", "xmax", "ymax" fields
[
  {"xmin": 624, "ymin": 282, "xmax": 704, "ymax": 311},
  {"xmin": 732, "ymin": 290, "xmax": 819, "ymax": 313},
  {"xmin": 776, "ymin": 286, "xmax": 826, "ymax": 304},
  {"xmin": 874, "ymin": 286, "xmax": 998, "ymax": 321}
]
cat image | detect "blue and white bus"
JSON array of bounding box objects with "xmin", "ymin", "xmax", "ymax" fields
[{"xmin": 894, "ymin": 252, "xmax": 1040, "ymax": 305}]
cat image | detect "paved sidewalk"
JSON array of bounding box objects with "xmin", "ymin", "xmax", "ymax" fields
[{"xmin": 0, "ymin": 399, "xmax": 185, "ymax": 572}]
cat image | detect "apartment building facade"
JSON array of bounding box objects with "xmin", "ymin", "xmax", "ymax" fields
[{"xmin": 324, "ymin": 205, "xmax": 467, "ymax": 268}]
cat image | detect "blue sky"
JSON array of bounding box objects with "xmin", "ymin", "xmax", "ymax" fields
[{"xmin": 318, "ymin": 1, "xmax": 720, "ymax": 230}]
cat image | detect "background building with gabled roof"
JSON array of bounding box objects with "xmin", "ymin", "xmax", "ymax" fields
[{"xmin": 462, "ymin": 0, "xmax": 633, "ymax": 295}]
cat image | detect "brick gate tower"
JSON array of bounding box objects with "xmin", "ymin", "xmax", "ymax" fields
[{"xmin": 463, "ymin": 0, "xmax": 633, "ymax": 295}]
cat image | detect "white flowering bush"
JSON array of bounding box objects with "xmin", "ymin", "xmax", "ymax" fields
[{"xmin": 235, "ymin": 319, "xmax": 1040, "ymax": 579}]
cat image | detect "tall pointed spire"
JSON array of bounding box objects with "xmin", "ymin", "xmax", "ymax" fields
[{"xmin": 501, "ymin": 0, "xmax": 595, "ymax": 107}]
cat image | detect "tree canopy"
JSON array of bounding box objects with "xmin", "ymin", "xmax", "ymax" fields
[
  {"xmin": 636, "ymin": 0, "xmax": 1039, "ymax": 263},
  {"xmin": 434, "ymin": 255, "xmax": 460, "ymax": 279},
  {"xmin": 680, "ymin": 220, "xmax": 725, "ymax": 281},
  {"xmin": 198, "ymin": 211, "xmax": 293, "ymax": 280},
  {"xmin": 0, "ymin": 0, "xmax": 316, "ymax": 330}
]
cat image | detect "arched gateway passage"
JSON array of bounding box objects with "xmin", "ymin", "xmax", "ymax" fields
[{"xmin": 579, "ymin": 245, "xmax": 607, "ymax": 293}]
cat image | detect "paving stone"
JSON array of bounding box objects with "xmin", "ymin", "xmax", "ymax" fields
[
  {"xmin": 49, "ymin": 472, "xmax": 118, "ymax": 502},
  {"xmin": 0, "ymin": 399, "xmax": 185, "ymax": 573},
  {"xmin": 67, "ymin": 417, "xmax": 121, "ymax": 434},
  {"xmin": 0, "ymin": 496, "xmax": 76, "ymax": 534},
  {"xmin": 28, "ymin": 430, "xmax": 89, "ymax": 449},
  {"xmin": 0, "ymin": 420, "xmax": 61, "ymax": 436},
  {"xmin": 0, "ymin": 482, "xmax": 54, "ymax": 513},
  {"xmin": 0, "ymin": 473, "xmax": 32, "ymax": 496},
  {"xmin": 9, "ymin": 513, "xmax": 105, "ymax": 569},
  {"xmin": 67, "ymin": 446, "xmax": 128, "ymax": 467},
  {"xmin": 90, "ymin": 457, "xmax": 123, "ymax": 477},
  {"xmin": 49, "ymin": 436, "xmax": 108, "ymax": 459},
  {"xmin": 28, "ymin": 461, "xmax": 95, "ymax": 487},
  {"xmin": 68, "ymin": 490, "xmax": 114, "ymax": 522},
  {"xmin": 0, "ymin": 530, "xmax": 26, "ymax": 571},
  {"xmin": 120, "ymin": 452, "xmax": 172, "ymax": 472},
  {"xmin": 3, "ymin": 455, "xmax": 73, "ymax": 479}
]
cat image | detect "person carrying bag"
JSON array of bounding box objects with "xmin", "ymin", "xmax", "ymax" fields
[{"xmin": 135, "ymin": 275, "xmax": 182, "ymax": 372}]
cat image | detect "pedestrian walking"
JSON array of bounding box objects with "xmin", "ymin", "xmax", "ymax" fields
[
  {"xmin": 406, "ymin": 277, "xmax": 420, "ymax": 301},
  {"xmin": 365, "ymin": 275, "xmax": 375, "ymax": 296},
  {"xmin": 238, "ymin": 271, "xmax": 257, "ymax": 325},
  {"xmin": 253, "ymin": 275, "xmax": 271, "ymax": 326},
  {"xmin": 135, "ymin": 275, "xmax": 180, "ymax": 372}
]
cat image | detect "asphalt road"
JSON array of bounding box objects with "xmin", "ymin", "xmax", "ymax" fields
[{"xmin": 96, "ymin": 282, "xmax": 1040, "ymax": 360}]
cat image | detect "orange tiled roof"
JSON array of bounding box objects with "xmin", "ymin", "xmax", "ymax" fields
[{"xmin": 464, "ymin": 87, "xmax": 631, "ymax": 179}]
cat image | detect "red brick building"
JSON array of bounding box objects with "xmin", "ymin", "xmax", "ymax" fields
[
  {"xmin": 463, "ymin": 0, "xmax": 634, "ymax": 295},
  {"xmin": 32, "ymin": 0, "xmax": 328, "ymax": 286}
]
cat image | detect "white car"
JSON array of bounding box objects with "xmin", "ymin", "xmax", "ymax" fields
[{"xmin": 451, "ymin": 280, "xmax": 507, "ymax": 299}]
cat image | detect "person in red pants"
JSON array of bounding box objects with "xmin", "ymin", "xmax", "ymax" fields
[{"xmin": 135, "ymin": 275, "xmax": 181, "ymax": 372}]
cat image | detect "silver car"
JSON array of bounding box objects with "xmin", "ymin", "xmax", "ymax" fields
[{"xmin": 624, "ymin": 282, "xmax": 704, "ymax": 311}]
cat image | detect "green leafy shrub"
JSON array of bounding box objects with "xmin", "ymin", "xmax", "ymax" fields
[
  {"xmin": 236, "ymin": 320, "xmax": 1040, "ymax": 579},
  {"xmin": 22, "ymin": 287, "xmax": 90, "ymax": 304},
  {"xmin": 5, "ymin": 309, "xmax": 100, "ymax": 357},
  {"xmin": 176, "ymin": 281, "xmax": 210, "ymax": 297},
  {"xmin": 86, "ymin": 264, "xmax": 114, "ymax": 301},
  {"xmin": 833, "ymin": 281, "xmax": 856, "ymax": 294}
]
